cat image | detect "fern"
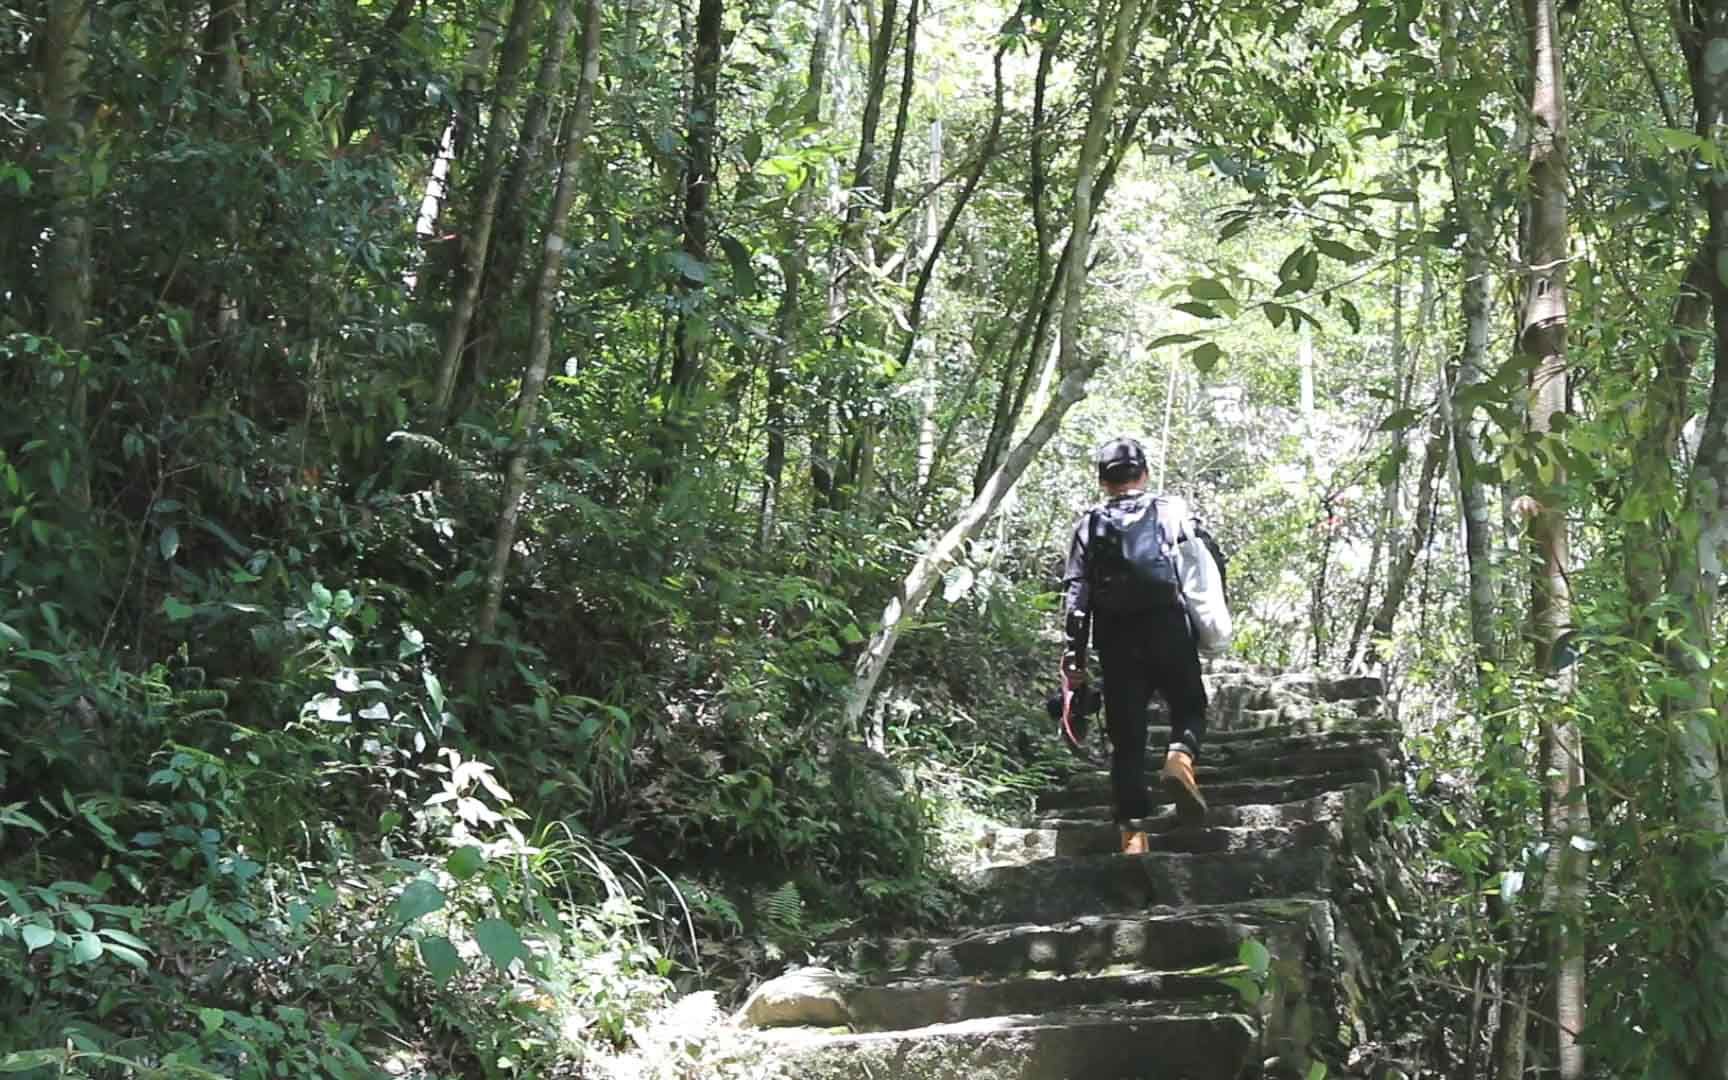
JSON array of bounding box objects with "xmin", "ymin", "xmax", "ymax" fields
[{"xmin": 754, "ymin": 880, "xmax": 804, "ymax": 942}]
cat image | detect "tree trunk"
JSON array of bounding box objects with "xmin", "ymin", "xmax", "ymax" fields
[
  {"xmin": 914, "ymin": 116, "xmax": 942, "ymax": 491},
  {"xmin": 1347, "ymin": 204, "xmax": 1409, "ymax": 668},
  {"xmin": 846, "ymin": 0, "xmax": 1145, "ymax": 732},
  {"xmin": 759, "ymin": 0, "xmax": 838, "ymax": 547},
  {"xmin": 659, "ymin": 0, "xmax": 725, "ymax": 475},
  {"xmin": 415, "ymin": 17, "xmax": 502, "ymax": 295},
  {"xmin": 43, "ymin": 0, "xmax": 93, "ymax": 513},
  {"xmin": 1664, "ymin": 4, "xmax": 1728, "ymax": 1071},
  {"xmin": 973, "ymin": 18, "xmax": 1061, "ymax": 495},
  {"xmin": 1364, "ymin": 409, "xmax": 1447, "ymax": 670},
  {"xmin": 474, "ymin": 0, "xmax": 604, "ymax": 649},
  {"xmin": 464, "ymin": 0, "xmax": 583, "ymax": 411},
  {"xmin": 1517, "ymin": 3, "xmax": 1586, "ymax": 1076},
  {"xmin": 1442, "ymin": 0, "xmax": 1500, "ymax": 669},
  {"xmin": 429, "ymin": 0, "xmax": 540, "ymax": 425},
  {"xmin": 879, "ymin": 0, "xmax": 921, "ymax": 218}
]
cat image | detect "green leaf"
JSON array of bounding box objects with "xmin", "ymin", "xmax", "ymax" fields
[
  {"xmin": 20, "ymin": 924, "xmax": 54, "ymax": 952},
  {"xmin": 1337, "ymin": 296, "xmax": 1362, "ymax": 334},
  {"xmin": 1314, "ymin": 237, "xmax": 1369, "ymax": 265},
  {"xmin": 419, "ymin": 935, "xmax": 462, "ymax": 986},
  {"xmin": 670, "ymin": 251, "xmax": 708, "ymax": 284},
  {"xmin": 474, "ymin": 918, "xmax": 526, "ymax": 973},
  {"xmin": 1240, "ymin": 938, "xmax": 1271, "ymax": 976},
  {"xmin": 159, "ymin": 526, "xmax": 180, "ymax": 561},
  {"xmin": 162, "ymin": 596, "xmax": 197, "ymax": 622},
  {"xmin": 1307, "ymin": 1062, "xmax": 1329, "ymax": 1080},
  {"xmin": 1145, "ymin": 333, "xmax": 1200, "ymax": 350},
  {"xmin": 0, "ymin": 1051, "xmax": 67, "ymax": 1072},
  {"xmin": 446, "ymin": 846, "xmax": 486, "ymax": 881},
  {"xmin": 199, "ymin": 1007, "xmax": 227, "ymax": 1032},
  {"xmin": 104, "ymin": 942, "xmax": 148, "ymax": 970},
  {"xmin": 1173, "ymin": 302, "xmax": 1221, "ymax": 320},
  {"xmin": 71, "ymin": 930, "xmax": 103, "ymax": 964},
  {"xmin": 392, "ymin": 880, "xmax": 446, "ymax": 926},
  {"xmin": 204, "ymin": 911, "xmax": 254, "ymax": 955},
  {"xmin": 1188, "ymin": 277, "xmax": 1233, "ymax": 302},
  {"xmin": 1378, "ymin": 407, "xmax": 1423, "ymax": 432},
  {"xmin": 1187, "ymin": 342, "xmax": 1223, "ymax": 374},
  {"xmin": 1221, "ymin": 974, "xmax": 1261, "ymax": 1005},
  {"xmin": 719, "ymin": 235, "xmax": 756, "ymax": 297}
]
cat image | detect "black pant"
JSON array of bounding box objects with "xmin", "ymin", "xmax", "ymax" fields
[{"xmin": 1095, "ymin": 607, "xmax": 1208, "ymax": 823}]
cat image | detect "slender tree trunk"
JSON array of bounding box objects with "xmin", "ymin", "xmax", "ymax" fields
[
  {"xmin": 43, "ymin": 0, "xmax": 93, "ymax": 513},
  {"xmin": 1348, "ymin": 205, "xmax": 1409, "ymax": 667},
  {"xmin": 430, "ymin": 0, "xmax": 540, "ymax": 425},
  {"xmin": 759, "ymin": 0, "xmax": 837, "ymax": 547},
  {"xmin": 846, "ymin": 0, "xmax": 1145, "ymax": 732},
  {"xmin": 474, "ymin": 0, "xmax": 604, "ymax": 649},
  {"xmin": 464, "ymin": 0, "xmax": 583, "ymax": 410},
  {"xmin": 914, "ymin": 116, "xmax": 942, "ymax": 491},
  {"xmin": 892, "ymin": 37, "xmax": 1006, "ymax": 376},
  {"xmin": 1518, "ymin": 3, "xmax": 1586, "ymax": 1076},
  {"xmin": 659, "ymin": 0, "xmax": 725, "ymax": 476},
  {"xmin": 1443, "ymin": 0, "xmax": 1500, "ymax": 669},
  {"xmin": 184, "ymin": 0, "xmax": 247, "ymax": 405},
  {"xmin": 879, "ymin": 0, "xmax": 920, "ymax": 218},
  {"xmin": 1665, "ymin": 4, "xmax": 1728, "ymax": 1072},
  {"xmin": 1627, "ymin": 253, "xmax": 1710, "ymax": 641},
  {"xmin": 973, "ymin": 19, "xmax": 1061, "ymax": 495},
  {"xmin": 416, "ymin": 18, "xmax": 502, "ymax": 295}
]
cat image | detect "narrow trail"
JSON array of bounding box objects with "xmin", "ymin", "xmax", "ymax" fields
[{"xmin": 747, "ymin": 662, "xmax": 1405, "ymax": 1079}]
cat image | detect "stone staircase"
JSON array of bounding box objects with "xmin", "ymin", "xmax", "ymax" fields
[{"xmin": 745, "ymin": 664, "xmax": 1406, "ymax": 1080}]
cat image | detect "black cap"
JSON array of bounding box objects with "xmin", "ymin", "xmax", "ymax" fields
[{"xmin": 1095, "ymin": 437, "xmax": 1148, "ymax": 481}]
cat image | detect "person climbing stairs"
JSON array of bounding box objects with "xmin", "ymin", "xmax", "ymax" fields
[{"xmin": 741, "ymin": 663, "xmax": 1404, "ymax": 1080}]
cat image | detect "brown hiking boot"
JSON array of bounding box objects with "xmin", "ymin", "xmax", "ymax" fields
[
  {"xmin": 1120, "ymin": 829, "xmax": 1150, "ymax": 855},
  {"xmin": 1160, "ymin": 749, "xmax": 1208, "ymax": 826}
]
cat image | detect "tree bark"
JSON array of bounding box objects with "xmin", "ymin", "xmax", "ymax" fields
[
  {"xmin": 659, "ymin": 0, "xmax": 725, "ymax": 474},
  {"xmin": 1517, "ymin": 3, "xmax": 1586, "ymax": 1076},
  {"xmin": 972, "ymin": 20, "xmax": 1061, "ymax": 497},
  {"xmin": 1664, "ymin": 3, "xmax": 1728, "ymax": 1072},
  {"xmin": 43, "ymin": 0, "xmax": 93, "ymax": 513},
  {"xmin": 846, "ymin": 0, "xmax": 1145, "ymax": 733},
  {"xmin": 879, "ymin": 0, "xmax": 921, "ymax": 218},
  {"xmin": 474, "ymin": 0, "xmax": 604, "ymax": 648},
  {"xmin": 465, "ymin": 0, "xmax": 583, "ymax": 409},
  {"xmin": 759, "ymin": 0, "xmax": 838, "ymax": 548},
  {"xmin": 914, "ymin": 116, "xmax": 943, "ymax": 491},
  {"xmin": 429, "ymin": 0, "xmax": 540, "ymax": 425},
  {"xmin": 1442, "ymin": 0, "xmax": 1500, "ymax": 670}
]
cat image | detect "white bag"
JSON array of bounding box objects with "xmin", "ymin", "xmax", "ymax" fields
[{"xmin": 1156, "ymin": 497, "xmax": 1232, "ymax": 653}]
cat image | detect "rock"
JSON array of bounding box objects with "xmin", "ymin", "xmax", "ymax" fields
[{"xmin": 739, "ymin": 968, "xmax": 854, "ymax": 1029}]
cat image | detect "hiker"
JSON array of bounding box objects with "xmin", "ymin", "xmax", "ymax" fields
[{"xmin": 1060, "ymin": 436, "xmax": 1217, "ymax": 854}]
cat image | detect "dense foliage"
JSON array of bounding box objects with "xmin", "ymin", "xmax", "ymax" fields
[{"xmin": 7, "ymin": 0, "xmax": 1728, "ymax": 1076}]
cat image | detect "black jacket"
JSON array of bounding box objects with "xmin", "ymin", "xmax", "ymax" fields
[{"xmin": 1060, "ymin": 492, "xmax": 1227, "ymax": 658}]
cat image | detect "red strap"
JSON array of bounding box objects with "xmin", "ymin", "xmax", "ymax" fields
[{"xmin": 1060, "ymin": 670, "xmax": 1083, "ymax": 746}]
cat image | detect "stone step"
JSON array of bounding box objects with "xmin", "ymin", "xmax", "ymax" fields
[
  {"xmin": 749, "ymin": 1001, "xmax": 1258, "ymax": 1080},
  {"xmin": 844, "ymin": 899, "xmax": 1324, "ymax": 982},
  {"xmin": 1036, "ymin": 769, "xmax": 1383, "ymax": 816},
  {"xmin": 1205, "ymin": 672, "xmax": 1385, "ymax": 704},
  {"xmin": 848, "ymin": 968, "xmax": 1244, "ymax": 1032},
  {"xmin": 1036, "ymin": 791, "xmax": 1353, "ymax": 838},
  {"xmin": 972, "ymin": 826, "xmax": 1336, "ymax": 924},
  {"xmin": 979, "ymin": 821, "xmax": 1323, "ymax": 866},
  {"xmin": 1121, "ymin": 744, "xmax": 1394, "ymax": 786}
]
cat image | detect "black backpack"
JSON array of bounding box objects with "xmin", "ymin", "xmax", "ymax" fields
[{"xmin": 1089, "ymin": 496, "xmax": 1183, "ymax": 613}]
